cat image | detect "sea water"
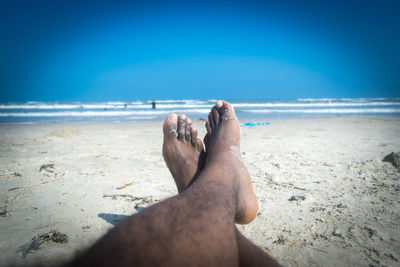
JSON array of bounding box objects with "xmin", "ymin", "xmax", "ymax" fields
[{"xmin": 0, "ymin": 98, "xmax": 399, "ymax": 124}]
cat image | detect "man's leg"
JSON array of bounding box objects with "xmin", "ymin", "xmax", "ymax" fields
[
  {"xmin": 164, "ymin": 102, "xmax": 280, "ymax": 266},
  {"xmin": 70, "ymin": 101, "xmax": 259, "ymax": 267}
]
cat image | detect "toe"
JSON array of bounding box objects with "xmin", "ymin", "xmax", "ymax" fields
[
  {"xmin": 190, "ymin": 125, "xmax": 198, "ymax": 147},
  {"xmin": 163, "ymin": 113, "xmax": 178, "ymax": 138},
  {"xmin": 220, "ymin": 100, "xmax": 234, "ymax": 110},
  {"xmin": 196, "ymin": 138, "xmax": 204, "ymax": 153},
  {"xmin": 208, "ymin": 112, "xmax": 215, "ymax": 130},
  {"xmin": 212, "ymin": 106, "xmax": 220, "ymax": 127},
  {"xmin": 205, "ymin": 120, "xmax": 212, "ymax": 135},
  {"xmin": 185, "ymin": 118, "xmax": 192, "ymax": 142},
  {"xmin": 216, "ymin": 100, "xmax": 236, "ymax": 120},
  {"xmin": 203, "ymin": 134, "xmax": 209, "ymax": 148},
  {"xmin": 177, "ymin": 114, "xmax": 187, "ymax": 141}
]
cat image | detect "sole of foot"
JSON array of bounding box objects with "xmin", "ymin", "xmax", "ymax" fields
[{"xmin": 162, "ymin": 113, "xmax": 205, "ymax": 193}]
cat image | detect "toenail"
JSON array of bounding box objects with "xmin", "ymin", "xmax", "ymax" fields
[
  {"xmin": 216, "ymin": 101, "xmax": 223, "ymax": 108},
  {"xmin": 169, "ymin": 127, "xmax": 177, "ymax": 135}
]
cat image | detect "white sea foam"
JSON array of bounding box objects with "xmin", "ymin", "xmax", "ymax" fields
[
  {"xmin": 1, "ymin": 98, "xmax": 399, "ymax": 122},
  {"xmin": 147, "ymin": 99, "xmax": 207, "ymax": 103},
  {"xmin": 297, "ymin": 97, "xmax": 400, "ymax": 102},
  {"xmin": 0, "ymin": 104, "xmax": 83, "ymax": 109},
  {"xmin": 297, "ymin": 98, "xmax": 336, "ymax": 102},
  {"xmin": 246, "ymin": 108, "xmax": 400, "ymax": 114},
  {"xmin": 0, "ymin": 109, "xmax": 211, "ymax": 117},
  {"xmin": 0, "ymin": 103, "xmax": 148, "ymax": 109},
  {"xmin": 156, "ymin": 104, "xmax": 213, "ymax": 109},
  {"xmin": 2, "ymin": 99, "xmax": 399, "ymax": 110},
  {"xmin": 80, "ymin": 104, "xmax": 150, "ymax": 109},
  {"xmin": 233, "ymin": 102, "xmax": 400, "ymax": 108},
  {"xmin": 0, "ymin": 103, "xmax": 214, "ymax": 110}
]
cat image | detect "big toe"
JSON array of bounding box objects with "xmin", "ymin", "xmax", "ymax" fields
[
  {"xmin": 216, "ymin": 100, "xmax": 236, "ymax": 120},
  {"xmin": 163, "ymin": 113, "xmax": 178, "ymax": 138}
]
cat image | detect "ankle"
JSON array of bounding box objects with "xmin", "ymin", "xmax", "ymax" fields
[{"xmin": 198, "ymin": 159, "xmax": 241, "ymax": 195}]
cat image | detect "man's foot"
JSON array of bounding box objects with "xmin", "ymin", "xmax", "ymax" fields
[
  {"xmin": 162, "ymin": 114, "xmax": 206, "ymax": 193},
  {"xmin": 204, "ymin": 100, "xmax": 258, "ymax": 225}
]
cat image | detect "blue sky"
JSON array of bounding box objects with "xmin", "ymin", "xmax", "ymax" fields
[{"xmin": 0, "ymin": 0, "xmax": 399, "ymax": 101}]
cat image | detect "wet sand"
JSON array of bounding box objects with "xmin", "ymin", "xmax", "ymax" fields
[{"xmin": 0, "ymin": 116, "xmax": 399, "ymax": 266}]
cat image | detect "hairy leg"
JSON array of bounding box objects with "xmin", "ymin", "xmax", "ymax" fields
[
  {"xmin": 69, "ymin": 105, "xmax": 256, "ymax": 267},
  {"xmin": 71, "ymin": 181, "xmax": 239, "ymax": 266}
]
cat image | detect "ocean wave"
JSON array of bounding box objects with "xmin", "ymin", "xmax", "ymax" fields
[
  {"xmin": 0, "ymin": 109, "xmax": 211, "ymax": 117},
  {"xmin": 146, "ymin": 99, "xmax": 208, "ymax": 104},
  {"xmin": 0, "ymin": 103, "xmax": 214, "ymax": 109},
  {"xmin": 233, "ymin": 102, "xmax": 400, "ymax": 108},
  {"xmin": 297, "ymin": 97, "xmax": 400, "ymax": 102},
  {"xmin": 246, "ymin": 108, "xmax": 400, "ymax": 114},
  {"xmin": 0, "ymin": 104, "xmax": 151, "ymax": 110},
  {"xmin": 0, "ymin": 104, "xmax": 84, "ymax": 109},
  {"xmin": 1, "ymin": 99, "xmax": 399, "ymax": 122},
  {"xmin": 156, "ymin": 104, "xmax": 213, "ymax": 109},
  {"xmin": 2, "ymin": 101, "xmax": 399, "ymax": 110}
]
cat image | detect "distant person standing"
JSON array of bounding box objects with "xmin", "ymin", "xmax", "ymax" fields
[{"xmin": 152, "ymin": 100, "xmax": 156, "ymax": 109}]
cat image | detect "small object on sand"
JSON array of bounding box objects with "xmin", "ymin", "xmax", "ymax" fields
[
  {"xmin": 365, "ymin": 226, "xmax": 377, "ymax": 238},
  {"xmin": 332, "ymin": 229, "xmax": 343, "ymax": 238},
  {"xmin": 241, "ymin": 122, "xmax": 270, "ymax": 127},
  {"xmin": 103, "ymin": 194, "xmax": 157, "ymax": 207},
  {"xmin": 116, "ymin": 182, "xmax": 135, "ymax": 190},
  {"xmin": 273, "ymin": 235, "xmax": 286, "ymax": 245},
  {"xmin": 8, "ymin": 179, "xmax": 57, "ymax": 191},
  {"xmin": 103, "ymin": 194, "xmax": 138, "ymax": 200},
  {"xmin": 8, "ymin": 184, "xmax": 37, "ymax": 191},
  {"xmin": 289, "ymin": 192, "xmax": 306, "ymax": 201},
  {"xmin": 382, "ymin": 152, "xmax": 400, "ymax": 168},
  {"xmin": 39, "ymin": 163, "xmax": 55, "ymax": 172},
  {"xmin": 0, "ymin": 172, "xmax": 21, "ymax": 178},
  {"xmin": 0, "ymin": 209, "xmax": 7, "ymax": 217},
  {"xmin": 17, "ymin": 230, "xmax": 68, "ymax": 257}
]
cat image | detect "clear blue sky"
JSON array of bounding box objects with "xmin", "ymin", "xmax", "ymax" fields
[{"xmin": 0, "ymin": 0, "xmax": 399, "ymax": 102}]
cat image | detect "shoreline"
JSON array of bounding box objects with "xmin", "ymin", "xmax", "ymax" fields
[
  {"xmin": 1, "ymin": 116, "xmax": 399, "ymax": 266},
  {"xmin": 1, "ymin": 98, "xmax": 400, "ymax": 125}
]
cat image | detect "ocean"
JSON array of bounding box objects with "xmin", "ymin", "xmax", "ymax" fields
[{"xmin": 0, "ymin": 98, "xmax": 399, "ymax": 124}]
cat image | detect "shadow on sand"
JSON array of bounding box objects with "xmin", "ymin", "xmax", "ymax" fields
[{"xmin": 98, "ymin": 213, "xmax": 129, "ymax": 226}]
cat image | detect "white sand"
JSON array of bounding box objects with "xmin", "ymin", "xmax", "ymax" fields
[{"xmin": 0, "ymin": 116, "xmax": 399, "ymax": 266}]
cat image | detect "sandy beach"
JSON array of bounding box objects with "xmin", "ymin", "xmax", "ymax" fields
[{"xmin": 0, "ymin": 116, "xmax": 399, "ymax": 266}]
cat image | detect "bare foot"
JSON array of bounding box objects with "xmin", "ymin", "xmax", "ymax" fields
[
  {"xmin": 204, "ymin": 100, "xmax": 258, "ymax": 225},
  {"xmin": 162, "ymin": 114, "xmax": 206, "ymax": 193}
]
